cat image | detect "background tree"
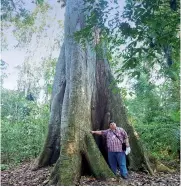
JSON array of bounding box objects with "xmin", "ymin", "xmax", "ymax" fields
[
  {"xmin": 76, "ymin": 0, "xmax": 179, "ymax": 75},
  {"xmin": 1, "ymin": 0, "xmax": 63, "ymax": 170},
  {"xmin": 124, "ymin": 63, "xmax": 180, "ymax": 160}
]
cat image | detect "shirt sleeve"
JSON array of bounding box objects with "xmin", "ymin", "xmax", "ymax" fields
[
  {"xmin": 120, "ymin": 128, "xmax": 128, "ymax": 139},
  {"xmin": 101, "ymin": 129, "xmax": 109, "ymax": 136}
]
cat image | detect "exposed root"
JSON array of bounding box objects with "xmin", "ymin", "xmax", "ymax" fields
[
  {"xmin": 84, "ymin": 134, "xmax": 115, "ymax": 179},
  {"xmin": 149, "ymin": 155, "xmax": 175, "ymax": 173}
]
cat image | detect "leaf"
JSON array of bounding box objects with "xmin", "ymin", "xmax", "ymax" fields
[
  {"xmin": 36, "ymin": 0, "xmax": 44, "ymax": 5},
  {"xmin": 131, "ymin": 71, "xmax": 141, "ymax": 78}
]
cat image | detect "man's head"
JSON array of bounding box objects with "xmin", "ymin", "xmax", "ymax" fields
[{"xmin": 109, "ymin": 120, "xmax": 117, "ymax": 130}]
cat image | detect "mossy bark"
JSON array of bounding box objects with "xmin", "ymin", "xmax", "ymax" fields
[
  {"xmin": 34, "ymin": 0, "xmax": 153, "ymax": 185},
  {"xmin": 34, "ymin": 79, "xmax": 66, "ymax": 169},
  {"xmin": 84, "ymin": 134, "xmax": 114, "ymax": 179}
]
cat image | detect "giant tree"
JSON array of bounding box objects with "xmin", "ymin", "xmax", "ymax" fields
[{"xmin": 33, "ymin": 0, "xmax": 153, "ymax": 185}]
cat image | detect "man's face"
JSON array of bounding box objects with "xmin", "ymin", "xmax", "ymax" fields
[{"xmin": 109, "ymin": 122, "xmax": 116, "ymax": 130}]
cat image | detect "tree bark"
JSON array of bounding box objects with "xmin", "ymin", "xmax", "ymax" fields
[{"xmin": 34, "ymin": 0, "xmax": 153, "ymax": 185}]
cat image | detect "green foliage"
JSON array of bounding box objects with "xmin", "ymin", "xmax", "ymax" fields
[
  {"xmin": 1, "ymin": 89, "xmax": 49, "ymax": 168},
  {"xmin": 1, "ymin": 0, "xmax": 45, "ymax": 21},
  {"xmin": 121, "ymin": 0, "xmax": 179, "ymax": 66},
  {"xmin": 76, "ymin": 0, "xmax": 179, "ymax": 81},
  {"xmin": 125, "ymin": 72, "xmax": 180, "ymax": 160},
  {"xmin": 1, "ymin": 164, "xmax": 9, "ymax": 171},
  {"xmin": 43, "ymin": 58, "xmax": 57, "ymax": 95},
  {"xmin": 1, "ymin": 0, "xmax": 60, "ymax": 168},
  {"xmin": 1, "ymin": 59, "xmax": 57, "ymax": 170},
  {"xmin": 1, "ymin": 89, "xmax": 30, "ymax": 121},
  {"xmin": 1, "ymin": 0, "xmax": 29, "ymax": 21},
  {"xmin": 1, "ymin": 1, "xmax": 51, "ymax": 49},
  {"xmin": 134, "ymin": 122, "xmax": 179, "ymax": 160},
  {"xmin": 36, "ymin": 0, "xmax": 44, "ymax": 5},
  {"xmin": 76, "ymin": 0, "xmax": 180, "ymax": 161}
]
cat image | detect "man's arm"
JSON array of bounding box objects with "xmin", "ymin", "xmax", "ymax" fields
[
  {"xmin": 125, "ymin": 137, "xmax": 131, "ymax": 155},
  {"xmin": 125, "ymin": 137, "xmax": 130, "ymax": 147},
  {"xmin": 90, "ymin": 130, "xmax": 102, "ymax": 135},
  {"xmin": 121, "ymin": 128, "xmax": 130, "ymax": 147}
]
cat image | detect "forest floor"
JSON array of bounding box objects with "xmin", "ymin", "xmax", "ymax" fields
[{"xmin": 1, "ymin": 161, "xmax": 180, "ymax": 186}]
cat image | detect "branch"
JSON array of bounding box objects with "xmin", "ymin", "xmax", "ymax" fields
[{"xmin": 10, "ymin": 0, "xmax": 16, "ymax": 10}]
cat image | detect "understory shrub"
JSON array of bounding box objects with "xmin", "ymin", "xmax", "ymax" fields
[{"xmin": 1, "ymin": 104, "xmax": 49, "ymax": 169}]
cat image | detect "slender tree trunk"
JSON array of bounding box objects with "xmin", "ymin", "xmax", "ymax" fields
[{"xmin": 34, "ymin": 0, "xmax": 153, "ymax": 185}]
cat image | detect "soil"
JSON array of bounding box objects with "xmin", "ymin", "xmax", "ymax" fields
[{"xmin": 1, "ymin": 161, "xmax": 180, "ymax": 186}]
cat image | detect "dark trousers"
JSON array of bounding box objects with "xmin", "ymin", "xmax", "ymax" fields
[{"xmin": 108, "ymin": 152, "xmax": 128, "ymax": 177}]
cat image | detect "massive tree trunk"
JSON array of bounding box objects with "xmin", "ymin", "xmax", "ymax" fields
[{"xmin": 34, "ymin": 0, "xmax": 153, "ymax": 185}]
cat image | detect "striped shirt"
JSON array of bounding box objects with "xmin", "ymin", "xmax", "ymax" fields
[{"xmin": 101, "ymin": 127, "xmax": 128, "ymax": 152}]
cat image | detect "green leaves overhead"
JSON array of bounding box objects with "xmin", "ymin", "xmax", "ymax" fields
[
  {"xmin": 1, "ymin": 0, "xmax": 44, "ymax": 22},
  {"xmin": 77, "ymin": 0, "xmax": 179, "ymax": 80},
  {"xmin": 1, "ymin": 0, "xmax": 45, "ymax": 21},
  {"xmin": 1, "ymin": 1, "xmax": 51, "ymax": 49},
  {"xmin": 36, "ymin": 0, "xmax": 44, "ymax": 5},
  {"xmin": 1, "ymin": 0, "xmax": 29, "ymax": 21},
  {"xmin": 121, "ymin": 0, "xmax": 179, "ymax": 71}
]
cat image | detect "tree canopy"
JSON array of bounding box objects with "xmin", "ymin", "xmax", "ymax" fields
[{"xmin": 74, "ymin": 0, "xmax": 179, "ymax": 81}]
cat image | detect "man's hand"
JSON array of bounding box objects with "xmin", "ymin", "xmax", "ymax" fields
[
  {"xmin": 125, "ymin": 147, "xmax": 131, "ymax": 155},
  {"xmin": 90, "ymin": 130, "xmax": 102, "ymax": 135}
]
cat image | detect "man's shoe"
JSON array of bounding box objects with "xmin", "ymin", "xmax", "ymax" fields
[{"xmin": 121, "ymin": 174, "xmax": 128, "ymax": 179}]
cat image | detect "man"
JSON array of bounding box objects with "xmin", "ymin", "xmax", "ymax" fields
[{"xmin": 91, "ymin": 120, "xmax": 131, "ymax": 179}]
